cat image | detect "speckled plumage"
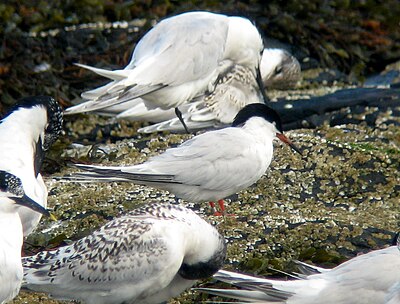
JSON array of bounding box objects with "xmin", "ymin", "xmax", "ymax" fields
[
  {"xmin": 136, "ymin": 48, "xmax": 301, "ymax": 133},
  {"xmin": 89, "ymin": 48, "xmax": 300, "ymax": 133},
  {"xmin": 22, "ymin": 203, "xmax": 226, "ymax": 304},
  {"xmin": 261, "ymin": 48, "xmax": 301, "ymax": 90},
  {"xmin": 138, "ymin": 64, "xmax": 262, "ymax": 133},
  {"xmin": 0, "ymin": 171, "xmax": 24, "ymax": 196}
]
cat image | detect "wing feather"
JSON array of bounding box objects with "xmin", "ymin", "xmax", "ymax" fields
[
  {"xmin": 126, "ymin": 12, "xmax": 229, "ymax": 85},
  {"xmin": 67, "ymin": 127, "xmax": 269, "ymax": 195},
  {"xmin": 23, "ymin": 215, "xmax": 184, "ymax": 297}
]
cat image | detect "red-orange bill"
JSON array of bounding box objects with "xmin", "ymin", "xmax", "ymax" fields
[{"xmin": 276, "ymin": 133, "xmax": 302, "ymax": 155}]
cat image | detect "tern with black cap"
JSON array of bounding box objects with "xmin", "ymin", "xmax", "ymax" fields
[{"xmin": 64, "ymin": 103, "xmax": 301, "ymax": 215}]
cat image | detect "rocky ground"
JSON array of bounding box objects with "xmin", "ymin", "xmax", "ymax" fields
[
  {"xmin": 1, "ymin": 1, "xmax": 400, "ymax": 108},
  {"xmin": 1, "ymin": 2, "xmax": 399, "ymax": 303},
  {"xmin": 11, "ymin": 77, "xmax": 400, "ymax": 303}
]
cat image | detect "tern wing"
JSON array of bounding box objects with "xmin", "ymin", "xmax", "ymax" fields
[
  {"xmin": 116, "ymin": 98, "xmax": 178, "ymax": 122},
  {"xmin": 138, "ymin": 65, "xmax": 262, "ymax": 133},
  {"xmin": 126, "ymin": 12, "xmax": 229, "ymax": 85},
  {"xmin": 67, "ymin": 13, "xmax": 229, "ymax": 114},
  {"xmin": 199, "ymin": 248, "xmax": 400, "ymax": 304},
  {"xmin": 65, "ymin": 128, "xmax": 265, "ymax": 193},
  {"xmin": 145, "ymin": 128, "xmax": 268, "ymax": 192},
  {"xmin": 203, "ymin": 269, "xmax": 295, "ymax": 302},
  {"xmin": 22, "ymin": 215, "xmax": 185, "ymax": 301},
  {"xmin": 195, "ymin": 287, "xmax": 280, "ymax": 303},
  {"xmin": 293, "ymin": 260, "xmax": 330, "ymax": 275}
]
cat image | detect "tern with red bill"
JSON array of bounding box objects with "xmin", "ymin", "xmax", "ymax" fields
[{"xmin": 64, "ymin": 103, "xmax": 301, "ymax": 215}]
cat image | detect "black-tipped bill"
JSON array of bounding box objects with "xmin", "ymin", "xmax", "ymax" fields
[
  {"xmin": 276, "ymin": 133, "xmax": 302, "ymax": 155},
  {"xmin": 13, "ymin": 194, "xmax": 51, "ymax": 217}
]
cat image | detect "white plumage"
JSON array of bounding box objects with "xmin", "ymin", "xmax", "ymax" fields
[
  {"xmin": 136, "ymin": 64, "xmax": 263, "ymax": 133},
  {"xmin": 69, "ymin": 47, "xmax": 301, "ymax": 134},
  {"xmin": 134, "ymin": 48, "xmax": 301, "ymax": 133},
  {"xmin": 64, "ymin": 104, "xmax": 300, "ymax": 213},
  {"xmin": 22, "ymin": 203, "xmax": 226, "ymax": 304},
  {"xmin": 65, "ymin": 11, "xmax": 265, "ymax": 117},
  {"xmin": 92, "ymin": 48, "xmax": 299, "ymax": 133},
  {"xmin": 0, "ymin": 96, "xmax": 63, "ymax": 236},
  {"xmin": 198, "ymin": 246, "xmax": 400, "ymax": 304},
  {"xmin": 0, "ymin": 170, "xmax": 51, "ymax": 303},
  {"xmin": 0, "ymin": 197, "xmax": 24, "ymax": 304}
]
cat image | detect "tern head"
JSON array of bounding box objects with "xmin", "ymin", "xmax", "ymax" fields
[
  {"xmin": 179, "ymin": 234, "xmax": 226, "ymax": 280},
  {"xmin": 261, "ymin": 48, "xmax": 301, "ymax": 89},
  {"xmin": 0, "ymin": 170, "xmax": 51, "ymax": 217},
  {"xmin": 8, "ymin": 96, "xmax": 63, "ymax": 151},
  {"xmin": 26, "ymin": 96, "xmax": 63, "ymax": 151},
  {"xmin": 232, "ymin": 103, "xmax": 302, "ymax": 155},
  {"xmin": 179, "ymin": 228, "xmax": 226, "ymax": 281}
]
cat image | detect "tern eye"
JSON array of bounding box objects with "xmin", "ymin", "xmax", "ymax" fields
[{"xmin": 274, "ymin": 66, "xmax": 283, "ymax": 75}]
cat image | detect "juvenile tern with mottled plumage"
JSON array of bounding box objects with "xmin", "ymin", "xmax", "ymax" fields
[
  {"xmin": 63, "ymin": 103, "xmax": 301, "ymax": 214},
  {"xmin": 0, "ymin": 170, "xmax": 51, "ymax": 303},
  {"xmin": 136, "ymin": 63, "xmax": 263, "ymax": 133},
  {"xmin": 136, "ymin": 49, "xmax": 301, "ymax": 133},
  {"xmin": 261, "ymin": 48, "xmax": 301, "ymax": 89},
  {"xmin": 71, "ymin": 48, "xmax": 301, "ymax": 133},
  {"xmin": 91, "ymin": 49, "xmax": 301, "ymax": 127},
  {"xmin": 0, "ymin": 96, "xmax": 63, "ymax": 236},
  {"xmin": 65, "ymin": 11, "xmax": 267, "ymax": 130},
  {"xmin": 22, "ymin": 203, "xmax": 226, "ymax": 304},
  {"xmin": 198, "ymin": 246, "xmax": 400, "ymax": 303}
]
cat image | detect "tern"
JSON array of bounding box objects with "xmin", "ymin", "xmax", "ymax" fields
[
  {"xmin": 198, "ymin": 246, "xmax": 400, "ymax": 303},
  {"xmin": 0, "ymin": 170, "xmax": 51, "ymax": 303},
  {"xmin": 64, "ymin": 103, "xmax": 301, "ymax": 214},
  {"xmin": 136, "ymin": 49, "xmax": 301, "ymax": 133},
  {"xmin": 22, "ymin": 203, "xmax": 226, "ymax": 304},
  {"xmin": 65, "ymin": 11, "xmax": 267, "ymax": 131},
  {"xmin": 92, "ymin": 48, "xmax": 301, "ymax": 133},
  {"xmin": 0, "ymin": 96, "xmax": 63, "ymax": 236}
]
